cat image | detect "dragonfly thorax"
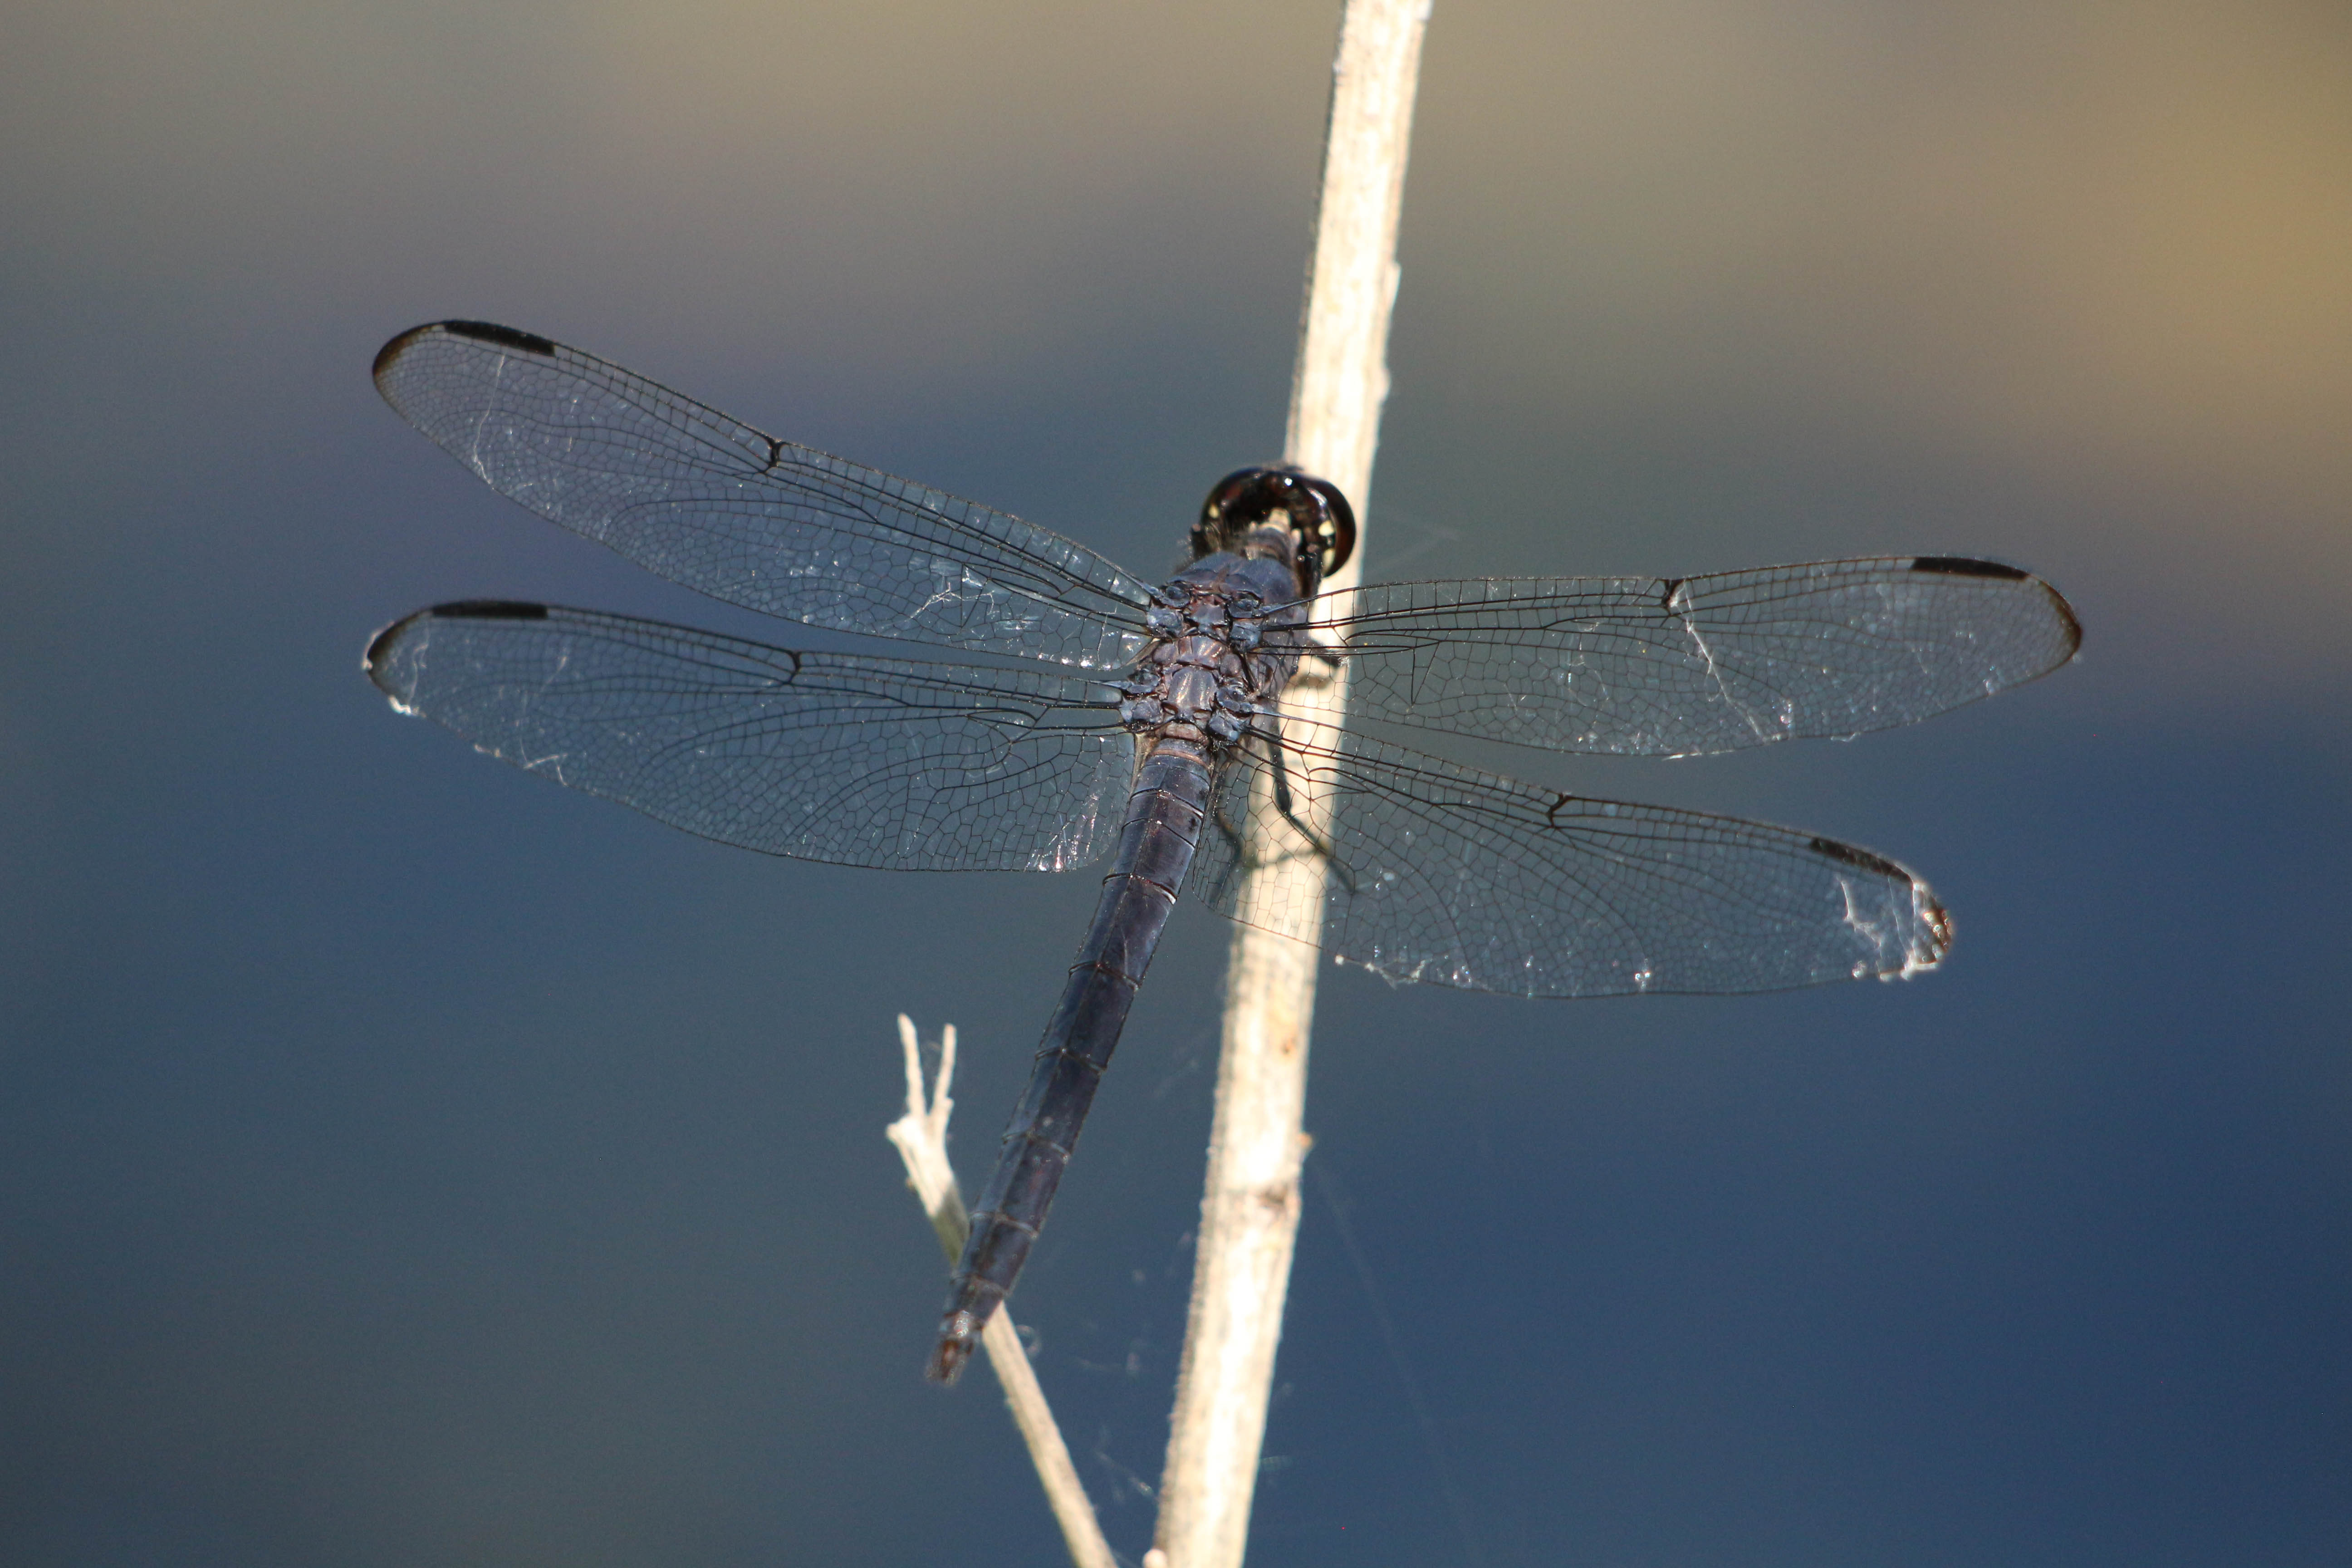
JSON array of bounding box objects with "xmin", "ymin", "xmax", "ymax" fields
[{"xmin": 1119, "ymin": 570, "xmax": 1303, "ymax": 750}]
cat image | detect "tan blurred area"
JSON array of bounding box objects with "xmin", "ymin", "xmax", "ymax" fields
[
  {"xmin": 1414, "ymin": 2, "xmax": 2352, "ymax": 555},
  {"xmin": 7, "ymin": 0, "xmax": 2347, "ymax": 656}
]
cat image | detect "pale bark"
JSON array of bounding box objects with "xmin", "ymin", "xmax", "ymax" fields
[{"xmin": 1150, "ymin": 4, "xmax": 1431, "ymax": 1565}]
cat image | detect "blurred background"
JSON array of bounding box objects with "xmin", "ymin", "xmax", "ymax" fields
[{"xmin": 2, "ymin": 1, "xmax": 2346, "ymax": 1563}]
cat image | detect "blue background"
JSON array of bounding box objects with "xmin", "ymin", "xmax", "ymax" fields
[{"xmin": 4, "ymin": 2, "xmax": 2346, "ymax": 1563}]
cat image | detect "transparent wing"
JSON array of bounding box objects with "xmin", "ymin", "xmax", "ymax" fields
[
  {"xmin": 364, "ymin": 601, "xmax": 1134, "ymax": 872},
  {"xmin": 1317, "ymin": 558, "xmax": 2081, "ymax": 755},
  {"xmin": 1192, "ymin": 718, "xmax": 1949, "ymax": 998},
  {"xmin": 373, "ymin": 322, "xmax": 1154, "ymax": 671}
]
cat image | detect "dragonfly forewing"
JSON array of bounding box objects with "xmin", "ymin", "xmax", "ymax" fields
[
  {"xmin": 373, "ymin": 322, "xmax": 1156, "ymax": 671},
  {"xmin": 1320, "ymin": 558, "xmax": 2080, "ymax": 757}
]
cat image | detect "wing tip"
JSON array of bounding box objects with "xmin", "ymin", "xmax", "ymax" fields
[
  {"xmin": 1909, "ymin": 555, "xmax": 2083, "ymax": 661},
  {"xmin": 1921, "ymin": 889, "xmax": 1954, "ymax": 967},
  {"xmin": 373, "ymin": 320, "xmax": 559, "ymax": 385},
  {"xmin": 1807, "ymin": 835, "xmax": 1953, "ymax": 978},
  {"xmin": 362, "ymin": 608, "xmax": 426, "ymax": 683},
  {"xmin": 2043, "ymin": 582, "xmax": 2084, "ymax": 658},
  {"xmin": 364, "ymin": 600, "xmax": 551, "ymax": 691},
  {"xmin": 1896, "ymin": 880, "xmax": 1955, "ymax": 977}
]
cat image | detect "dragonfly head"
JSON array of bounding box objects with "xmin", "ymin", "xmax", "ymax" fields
[{"xmin": 1192, "ymin": 466, "xmax": 1356, "ymax": 595}]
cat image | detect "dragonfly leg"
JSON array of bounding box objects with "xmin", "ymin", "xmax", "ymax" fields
[
  {"xmin": 1257, "ymin": 718, "xmax": 1358, "ymax": 895},
  {"xmin": 1284, "ymin": 642, "xmax": 1344, "ymax": 689},
  {"xmin": 1197, "ymin": 793, "xmax": 1255, "ymax": 910}
]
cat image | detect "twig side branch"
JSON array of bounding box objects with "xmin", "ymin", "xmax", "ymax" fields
[
  {"xmin": 886, "ymin": 1017, "xmax": 1116, "ymax": 1568},
  {"xmin": 1152, "ymin": 5, "xmax": 1431, "ymax": 1566}
]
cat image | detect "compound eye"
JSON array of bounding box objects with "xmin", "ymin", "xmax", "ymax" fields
[
  {"xmin": 1192, "ymin": 466, "xmax": 1355, "ymax": 580},
  {"xmin": 1193, "ymin": 467, "xmax": 1283, "ymax": 560},
  {"xmin": 1301, "ymin": 476, "xmax": 1357, "ymax": 578},
  {"xmin": 1199, "ymin": 466, "xmax": 1279, "ymax": 520}
]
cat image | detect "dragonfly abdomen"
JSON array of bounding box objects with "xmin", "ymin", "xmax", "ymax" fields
[{"xmin": 929, "ymin": 740, "xmax": 1215, "ymax": 1383}]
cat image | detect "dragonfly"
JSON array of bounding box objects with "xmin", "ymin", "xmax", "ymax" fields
[{"xmin": 363, "ymin": 320, "xmax": 2081, "ymax": 1383}]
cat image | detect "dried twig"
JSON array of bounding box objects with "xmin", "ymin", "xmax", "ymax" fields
[
  {"xmin": 1151, "ymin": 4, "xmax": 1432, "ymax": 1566},
  {"xmin": 886, "ymin": 1016, "xmax": 1115, "ymax": 1568}
]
